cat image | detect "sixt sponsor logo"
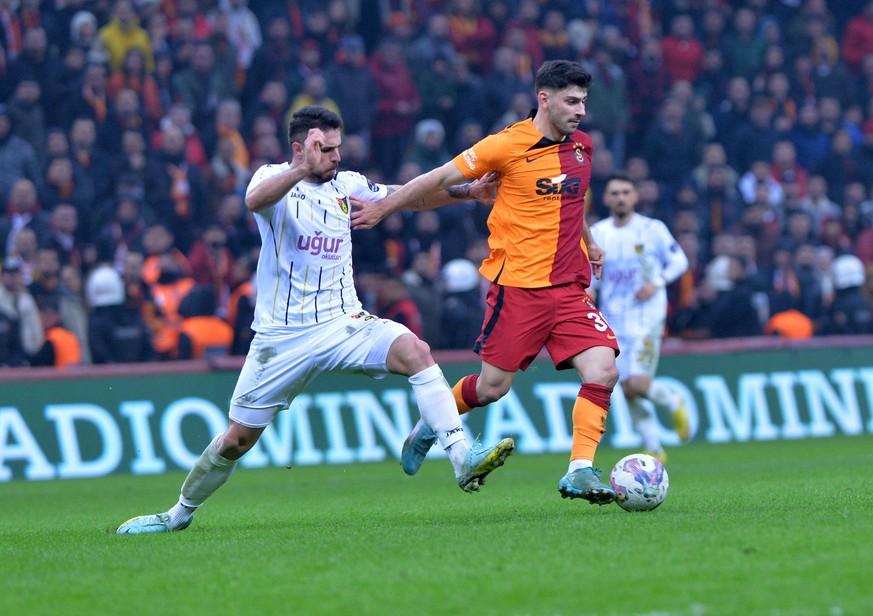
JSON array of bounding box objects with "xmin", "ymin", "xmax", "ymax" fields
[
  {"xmin": 297, "ymin": 231, "xmax": 344, "ymax": 256},
  {"xmin": 535, "ymin": 174, "xmax": 582, "ymax": 196}
]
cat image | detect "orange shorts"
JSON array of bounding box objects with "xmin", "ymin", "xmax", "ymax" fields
[{"xmin": 474, "ymin": 281, "xmax": 619, "ymax": 372}]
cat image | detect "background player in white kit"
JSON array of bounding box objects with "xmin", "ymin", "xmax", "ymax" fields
[
  {"xmin": 590, "ymin": 173, "xmax": 691, "ymax": 463},
  {"xmin": 117, "ymin": 106, "xmax": 514, "ymax": 534}
]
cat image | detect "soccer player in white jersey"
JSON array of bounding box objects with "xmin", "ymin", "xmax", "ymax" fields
[
  {"xmin": 117, "ymin": 106, "xmax": 514, "ymax": 534},
  {"xmin": 589, "ymin": 173, "xmax": 691, "ymax": 463}
]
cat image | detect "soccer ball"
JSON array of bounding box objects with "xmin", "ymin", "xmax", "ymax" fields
[{"xmin": 609, "ymin": 453, "xmax": 669, "ymax": 512}]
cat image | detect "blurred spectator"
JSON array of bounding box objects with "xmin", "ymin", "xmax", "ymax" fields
[
  {"xmin": 369, "ymin": 37, "xmax": 421, "ymax": 180},
  {"xmin": 408, "ymin": 12, "xmax": 458, "ymax": 75},
  {"xmin": 439, "ymin": 257, "xmax": 484, "ymax": 349},
  {"xmin": 45, "ymin": 203, "xmax": 83, "ymax": 268},
  {"xmin": 214, "ymin": 192, "xmax": 258, "ymax": 258},
  {"xmin": 66, "ymin": 61, "xmax": 110, "ymax": 130},
  {"xmin": 446, "ymin": 0, "xmax": 498, "ymax": 74},
  {"xmin": 376, "ymin": 275, "xmax": 423, "ymax": 338},
  {"xmin": 794, "ymin": 242, "xmax": 826, "ymax": 321},
  {"xmin": 447, "ymin": 57, "xmax": 488, "ymax": 133},
  {"xmin": 400, "ymin": 251, "xmax": 443, "ymax": 347},
  {"xmin": 27, "ymin": 245, "xmax": 61, "ymax": 301},
  {"xmin": 31, "ymin": 294, "xmax": 83, "ymax": 368},
  {"xmin": 215, "ymin": 0, "xmax": 262, "ymax": 71},
  {"xmin": 798, "ymin": 174, "xmax": 841, "ymax": 231},
  {"xmin": 40, "ymin": 154, "xmax": 94, "ymax": 214},
  {"xmin": 242, "ymin": 16, "xmax": 297, "ymax": 106},
  {"xmin": 7, "ymin": 78, "xmax": 45, "ymax": 162},
  {"xmin": 187, "ymin": 224, "xmax": 234, "ymax": 311},
  {"xmin": 171, "ymin": 41, "xmax": 226, "ymax": 133},
  {"xmin": 106, "ymin": 47, "xmax": 163, "ymax": 129},
  {"xmin": 482, "ymin": 46, "xmax": 530, "ymax": 131},
  {"xmin": 734, "ymin": 95, "xmax": 782, "ymax": 174},
  {"xmin": 660, "ymin": 14, "xmax": 704, "ymax": 84},
  {"xmin": 153, "ymin": 103, "xmax": 209, "ymax": 170},
  {"xmin": 405, "ymin": 119, "xmax": 452, "ymax": 171},
  {"xmin": 415, "ymin": 53, "xmax": 459, "ymax": 129},
  {"xmin": 147, "ymin": 249, "xmax": 195, "ymax": 360},
  {"xmin": 0, "ymin": 178, "xmax": 50, "ymax": 255},
  {"xmin": 225, "ymin": 251, "xmax": 255, "ymax": 355},
  {"xmin": 770, "ymin": 140, "xmax": 809, "ymax": 198},
  {"xmin": 688, "ymin": 254, "xmax": 763, "ymax": 339},
  {"xmin": 0, "ymin": 104, "xmax": 42, "ymax": 206},
  {"xmin": 287, "ymin": 73, "xmax": 341, "ymax": 120},
  {"xmin": 643, "ymin": 97, "xmax": 704, "ymax": 199},
  {"xmin": 723, "ymin": 7, "xmax": 766, "ymax": 81},
  {"xmin": 626, "ymin": 38, "xmax": 671, "ymax": 153},
  {"xmin": 822, "ymin": 254, "xmax": 873, "ymax": 334},
  {"xmin": 176, "ymin": 284, "xmax": 233, "ymax": 359},
  {"xmin": 0, "ymin": 255, "xmax": 44, "ymax": 365},
  {"xmin": 324, "ymin": 34, "xmax": 377, "ymax": 141},
  {"xmin": 814, "ymin": 128, "xmax": 858, "ymax": 201},
  {"xmin": 57, "ymin": 263, "xmax": 91, "ymax": 364},
  {"xmin": 765, "ymin": 242, "xmax": 800, "ymax": 314},
  {"xmin": 99, "ymin": 0, "xmax": 154, "ymax": 74},
  {"xmin": 712, "ymin": 76, "xmax": 752, "ymax": 170},
  {"xmin": 503, "ymin": 0, "xmax": 544, "ymax": 70},
  {"xmin": 86, "ymin": 262, "xmax": 154, "ymax": 363},
  {"xmin": 93, "ymin": 192, "xmax": 147, "ymax": 270},
  {"xmin": 841, "ymin": 0, "xmax": 873, "ymax": 73},
  {"xmin": 69, "ymin": 117, "xmax": 113, "ymax": 207},
  {"xmin": 144, "ymin": 123, "xmax": 208, "ymax": 252},
  {"xmin": 788, "ymin": 101, "xmax": 830, "ymax": 171},
  {"xmin": 583, "ymin": 47, "xmax": 630, "ymax": 166},
  {"xmin": 3, "ymin": 27, "xmax": 61, "ymax": 108}
]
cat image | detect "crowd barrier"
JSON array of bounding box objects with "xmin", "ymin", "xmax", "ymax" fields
[{"xmin": 2, "ymin": 336, "xmax": 872, "ymax": 481}]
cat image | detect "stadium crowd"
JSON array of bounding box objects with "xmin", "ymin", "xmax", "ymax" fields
[{"xmin": 2, "ymin": 0, "xmax": 873, "ymax": 367}]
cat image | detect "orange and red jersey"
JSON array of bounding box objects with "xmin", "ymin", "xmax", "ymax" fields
[{"xmin": 452, "ymin": 117, "xmax": 593, "ymax": 289}]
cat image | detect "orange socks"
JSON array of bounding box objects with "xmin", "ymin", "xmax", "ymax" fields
[
  {"xmin": 570, "ymin": 383, "xmax": 612, "ymax": 462},
  {"xmin": 452, "ymin": 374, "xmax": 480, "ymax": 415}
]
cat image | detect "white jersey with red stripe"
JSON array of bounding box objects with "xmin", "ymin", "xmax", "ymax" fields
[{"xmin": 246, "ymin": 163, "xmax": 388, "ymax": 329}]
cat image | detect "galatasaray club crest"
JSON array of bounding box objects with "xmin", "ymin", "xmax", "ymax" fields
[
  {"xmin": 574, "ymin": 144, "xmax": 586, "ymax": 166},
  {"xmin": 337, "ymin": 196, "xmax": 350, "ymax": 214},
  {"xmin": 635, "ymin": 244, "xmax": 644, "ymax": 254}
]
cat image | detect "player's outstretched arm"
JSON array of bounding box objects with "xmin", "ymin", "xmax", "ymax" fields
[
  {"xmin": 350, "ymin": 161, "xmax": 471, "ymax": 229},
  {"xmin": 350, "ymin": 168, "xmax": 500, "ymax": 229}
]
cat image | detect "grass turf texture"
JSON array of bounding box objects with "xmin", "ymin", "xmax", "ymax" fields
[{"xmin": 2, "ymin": 435, "xmax": 872, "ymax": 616}]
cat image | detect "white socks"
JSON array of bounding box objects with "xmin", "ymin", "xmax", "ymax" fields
[
  {"xmin": 647, "ymin": 381, "xmax": 680, "ymax": 412},
  {"xmin": 409, "ymin": 365, "xmax": 469, "ymax": 474},
  {"xmin": 568, "ymin": 459, "xmax": 593, "ymax": 473},
  {"xmin": 168, "ymin": 435, "xmax": 238, "ymax": 528},
  {"xmin": 628, "ymin": 397, "xmax": 663, "ymax": 453}
]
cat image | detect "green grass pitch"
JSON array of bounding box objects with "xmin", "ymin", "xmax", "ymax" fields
[{"xmin": 2, "ymin": 435, "xmax": 872, "ymax": 616}]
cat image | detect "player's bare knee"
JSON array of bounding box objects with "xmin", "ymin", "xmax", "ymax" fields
[
  {"xmin": 477, "ymin": 378, "xmax": 511, "ymax": 404},
  {"xmin": 593, "ymin": 365, "xmax": 620, "ymax": 390},
  {"xmin": 218, "ymin": 426, "xmax": 261, "ymax": 459},
  {"xmin": 387, "ymin": 334, "xmax": 434, "ymax": 376}
]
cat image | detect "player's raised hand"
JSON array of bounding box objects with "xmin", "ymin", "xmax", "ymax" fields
[{"xmin": 301, "ymin": 128, "xmax": 326, "ymax": 173}]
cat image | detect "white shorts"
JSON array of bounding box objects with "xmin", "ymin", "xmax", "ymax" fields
[
  {"xmin": 616, "ymin": 328, "xmax": 663, "ymax": 382},
  {"xmin": 229, "ymin": 311, "xmax": 412, "ymax": 428}
]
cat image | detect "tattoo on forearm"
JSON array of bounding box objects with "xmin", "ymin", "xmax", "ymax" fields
[{"xmin": 447, "ymin": 184, "xmax": 471, "ymax": 200}]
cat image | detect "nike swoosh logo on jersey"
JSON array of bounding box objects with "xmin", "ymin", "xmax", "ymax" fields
[
  {"xmin": 525, "ymin": 153, "xmax": 547, "ymax": 163},
  {"xmin": 607, "ymin": 334, "xmax": 616, "ymax": 339}
]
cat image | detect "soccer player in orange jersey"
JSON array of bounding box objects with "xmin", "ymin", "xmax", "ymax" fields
[{"xmin": 352, "ymin": 60, "xmax": 620, "ymax": 505}]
